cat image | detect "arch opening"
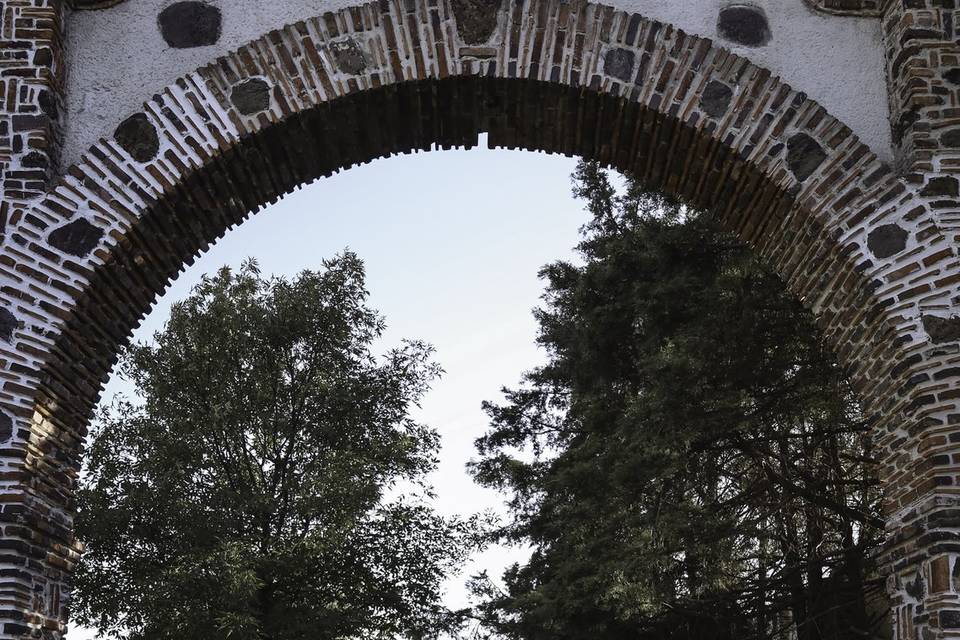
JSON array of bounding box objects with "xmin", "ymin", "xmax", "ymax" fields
[
  {"xmin": 40, "ymin": 75, "xmax": 855, "ymax": 460},
  {"xmin": 69, "ymin": 138, "xmax": 892, "ymax": 640}
]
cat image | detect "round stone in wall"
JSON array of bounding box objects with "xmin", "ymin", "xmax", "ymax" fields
[
  {"xmin": 717, "ymin": 5, "xmax": 771, "ymax": 48},
  {"xmin": 905, "ymin": 571, "xmax": 924, "ymax": 600},
  {"xmin": 920, "ymin": 176, "xmax": 959, "ymax": 198},
  {"xmin": 0, "ymin": 308, "xmax": 17, "ymax": 342},
  {"xmin": 33, "ymin": 47, "xmax": 52, "ymax": 68},
  {"xmin": 21, "ymin": 151, "xmax": 48, "ymax": 169},
  {"xmin": 38, "ymin": 89, "xmax": 57, "ymax": 120},
  {"xmin": 785, "ymin": 132, "xmax": 826, "ymax": 182},
  {"xmin": 700, "ymin": 80, "xmax": 733, "ymax": 119},
  {"xmin": 114, "ymin": 113, "xmax": 160, "ymax": 163},
  {"xmin": 231, "ymin": 78, "xmax": 271, "ymax": 116},
  {"xmin": 48, "ymin": 218, "xmax": 104, "ymax": 258},
  {"xmin": 867, "ymin": 224, "xmax": 908, "ymax": 259},
  {"xmin": 941, "ymin": 128, "xmax": 960, "ymax": 148},
  {"xmin": 158, "ymin": 1, "xmax": 222, "ymax": 49},
  {"xmin": 922, "ymin": 315, "xmax": 960, "ymax": 344}
]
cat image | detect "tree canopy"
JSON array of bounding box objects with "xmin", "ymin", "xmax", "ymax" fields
[
  {"xmin": 468, "ymin": 162, "xmax": 886, "ymax": 640},
  {"xmin": 74, "ymin": 254, "xmax": 481, "ymax": 640}
]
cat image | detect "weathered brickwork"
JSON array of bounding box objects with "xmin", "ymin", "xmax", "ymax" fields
[
  {"xmin": 884, "ymin": 0, "xmax": 960, "ymax": 174},
  {"xmin": 0, "ymin": 0, "xmax": 951, "ymax": 638},
  {"xmin": 0, "ymin": 1, "xmax": 63, "ymax": 203},
  {"xmin": 865, "ymin": 1, "xmax": 960, "ymax": 637},
  {"xmin": 0, "ymin": 2, "xmax": 68, "ymax": 636}
]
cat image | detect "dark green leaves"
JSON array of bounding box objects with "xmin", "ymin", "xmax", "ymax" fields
[{"xmin": 75, "ymin": 253, "xmax": 483, "ymax": 640}]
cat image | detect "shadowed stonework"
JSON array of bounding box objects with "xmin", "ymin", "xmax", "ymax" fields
[{"xmin": 0, "ymin": 0, "xmax": 958, "ymax": 639}]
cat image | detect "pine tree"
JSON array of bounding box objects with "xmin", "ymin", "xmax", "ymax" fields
[{"xmin": 469, "ymin": 162, "xmax": 886, "ymax": 640}]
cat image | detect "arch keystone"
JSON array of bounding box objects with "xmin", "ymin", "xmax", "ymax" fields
[
  {"xmin": 603, "ymin": 48, "xmax": 635, "ymax": 83},
  {"xmin": 452, "ymin": 0, "xmax": 501, "ymax": 45},
  {"xmin": 330, "ymin": 38, "xmax": 368, "ymax": 75}
]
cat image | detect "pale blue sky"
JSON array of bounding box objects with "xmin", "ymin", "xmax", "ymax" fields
[{"xmin": 73, "ymin": 137, "xmax": 590, "ymax": 638}]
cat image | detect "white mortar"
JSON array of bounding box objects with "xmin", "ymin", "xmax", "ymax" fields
[{"xmin": 63, "ymin": 0, "xmax": 892, "ymax": 167}]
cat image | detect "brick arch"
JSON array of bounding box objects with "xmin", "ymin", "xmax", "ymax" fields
[{"xmin": 3, "ymin": 0, "xmax": 958, "ymax": 636}]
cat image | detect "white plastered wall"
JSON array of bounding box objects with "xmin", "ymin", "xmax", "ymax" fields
[{"xmin": 63, "ymin": 0, "xmax": 892, "ymax": 168}]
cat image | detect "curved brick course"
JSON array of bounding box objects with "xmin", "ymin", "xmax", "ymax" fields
[
  {"xmin": 802, "ymin": 0, "xmax": 884, "ymax": 17},
  {"xmin": 68, "ymin": 0, "xmax": 127, "ymax": 9},
  {"xmin": 0, "ymin": 0, "xmax": 955, "ymax": 638}
]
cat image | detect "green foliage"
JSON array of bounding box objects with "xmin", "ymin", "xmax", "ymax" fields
[
  {"xmin": 74, "ymin": 254, "xmax": 482, "ymax": 640},
  {"xmin": 468, "ymin": 162, "xmax": 885, "ymax": 640}
]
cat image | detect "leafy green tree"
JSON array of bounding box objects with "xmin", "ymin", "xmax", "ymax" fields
[
  {"xmin": 468, "ymin": 162, "xmax": 885, "ymax": 640},
  {"xmin": 74, "ymin": 254, "xmax": 481, "ymax": 640}
]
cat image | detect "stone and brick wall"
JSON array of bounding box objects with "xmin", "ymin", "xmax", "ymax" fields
[
  {"xmin": 0, "ymin": 0, "xmax": 955, "ymax": 638},
  {"xmin": 0, "ymin": 0, "xmax": 63, "ymax": 202},
  {"xmin": 62, "ymin": 0, "xmax": 891, "ymax": 169},
  {"xmin": 0, "ymin": 1, "xmax": 72, "ymax": 637}
]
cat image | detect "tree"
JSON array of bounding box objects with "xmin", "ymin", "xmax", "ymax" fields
[
  {"xmin": 74, "ymin": 254, "xmax": 482, "ymax": 640},
  {"xmin": 468, "ymin": 162, "xmax": 885, "ymax": 640}
]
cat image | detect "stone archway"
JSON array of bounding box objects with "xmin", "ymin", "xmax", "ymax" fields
[{"xmin": 0, "ymin": 0, "xmax": 957, "ymax": 638}]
